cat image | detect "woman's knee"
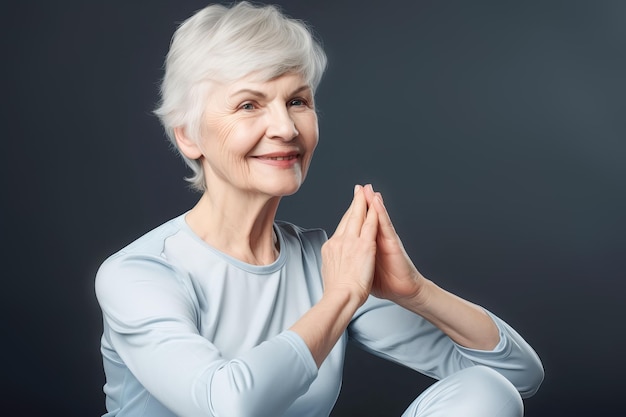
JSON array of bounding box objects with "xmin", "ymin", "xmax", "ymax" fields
[
  {"xmin": 402, "ymin": 366, "xmax": 523, "ymax": 417},
  {"xmin": 458, "ymin": 366, "xmax": 523, "ymax": 415}
]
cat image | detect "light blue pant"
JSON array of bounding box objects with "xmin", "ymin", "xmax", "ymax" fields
[{"xmin": 401, "ymin": 366, "xmax": 524, "ymax": 417}]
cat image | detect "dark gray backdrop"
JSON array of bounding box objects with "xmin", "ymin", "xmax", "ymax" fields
[{"xmin": 2, "ymin": 0, "xmax": 625, "ymax": 415}]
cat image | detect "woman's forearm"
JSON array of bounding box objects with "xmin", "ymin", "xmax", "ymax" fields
[
  {"xmin": 289, "ymin": 289, "xmax": 363, "ymax": 367},
  {"xmin": 291, "ymin": 185, "xmax": 378, "ymax": 367},
  {"xmin": 397, "ymin": 278, "xmax": 501, "ymax": 350}
]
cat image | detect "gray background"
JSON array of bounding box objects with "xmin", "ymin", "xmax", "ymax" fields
[{"xmin": 2, "ymin": 0, "xmax": 625, "ymax": 415}]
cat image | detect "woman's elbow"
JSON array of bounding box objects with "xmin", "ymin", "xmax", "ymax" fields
[
  {"xmin": 207, "ymin": 361, "xmax": 292, "ymax": 417},
  {"xmin": 211, "ymin": 399, "xmax": 258, "ymax": 417},
  {"xmin": 517, "ymin": 359, "xmax": 545, "ymax": 399}
]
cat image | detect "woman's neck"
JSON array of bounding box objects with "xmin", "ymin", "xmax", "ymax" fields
[{"xmin": 184, "ymin": 190, "xmax": 281, "ymax": 265}]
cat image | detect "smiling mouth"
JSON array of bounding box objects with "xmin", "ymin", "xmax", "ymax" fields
[
  {"xmin": 263, "ymin": 155, "xmax": 297, "ymax": 160},
  {"xmin": 255, "ymin": 154, "xmax": 300, "ymax": 160}
]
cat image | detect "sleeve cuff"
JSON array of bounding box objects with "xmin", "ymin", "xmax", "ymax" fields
[{"xmin": 453, "ymin": 311, "xmax": 513, "ymax": 359}]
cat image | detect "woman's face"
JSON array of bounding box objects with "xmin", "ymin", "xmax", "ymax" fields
[{"xmin": 195, "ymin": 72, "xmax": 319, "ymax": 198}]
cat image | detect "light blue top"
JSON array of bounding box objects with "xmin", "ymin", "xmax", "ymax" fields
[{"xmin": 95, "ymin": 214, "xmax": 543, "ymax": 417}]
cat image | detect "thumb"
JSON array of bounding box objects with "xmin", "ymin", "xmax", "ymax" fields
[{"xmin": 372, "ymin": 194, "xmax": 399, "ymax": 242}]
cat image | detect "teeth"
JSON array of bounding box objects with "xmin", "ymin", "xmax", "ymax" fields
[{"xmin": 267, "ymin": 155, "xmax": 295, "ymax": 160}]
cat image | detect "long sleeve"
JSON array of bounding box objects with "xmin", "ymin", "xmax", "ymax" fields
[
  {"xmin": 96, "ymin": 253, "xmax": 319, "ymax": 417},
  {"xmin": 348, "ymin": 296, "xmax": 544, "ymax": 398}
]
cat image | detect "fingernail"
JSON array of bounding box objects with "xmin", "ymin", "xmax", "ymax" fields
[{"xmin": 354, "ymin": 184, "xmax": 361, "ymax": 194}]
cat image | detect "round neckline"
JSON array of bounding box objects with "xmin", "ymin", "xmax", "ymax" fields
[{"xmin": 175, "ymin": 212, "xmax": 287, "ymax": 274}]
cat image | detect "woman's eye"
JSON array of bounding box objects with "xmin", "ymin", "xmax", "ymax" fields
[
  {"xmin": 240, "ymin": 103, "xmax": 255, "ymax": 111},
  {"xmin": 289, "ymin": 99, "xmax": 306, "ymax": 107}
]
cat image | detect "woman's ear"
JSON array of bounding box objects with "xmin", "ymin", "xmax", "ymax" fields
[{"xmin": 174, "ymin": 127, "xmax": 203, "ymax": 160}]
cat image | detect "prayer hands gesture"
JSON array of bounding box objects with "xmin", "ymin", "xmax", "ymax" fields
[
  {"xmin": 305, "ymin": 184, "xmax": 500, "ymax": 362},
  {"xmin": 323, "ymin": 184, "xmax": 426, "ymax": 306},
  {"xmin": 321, "ymin": 185, "xmax": 379, "ymax": 305}
]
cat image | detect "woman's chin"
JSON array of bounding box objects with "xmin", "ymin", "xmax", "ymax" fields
[
  {"xmin": 273, "ymin": 183, "xmax": 303, "ymax": 197},
  {"xmin": 261, "ymin": 180, "xmax": 304, "ymax": 198},
  {"xmin": 254, "ymin": 173, "xmax": 306, "ymax": 197}
]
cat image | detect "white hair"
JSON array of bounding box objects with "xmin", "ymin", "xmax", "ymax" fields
[{"xmin": 153, "ymin": 1, "xmax": 328, "ymax": 192}]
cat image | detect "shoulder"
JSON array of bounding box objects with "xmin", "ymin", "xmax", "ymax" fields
[
  {"xmin": 95, "ymin": 215, "xmax": 193, "ymax": 308},
  {"xmin": 275, "ymin": 220, "xmax": 328, "ymax": 249},
  {"xmin": 97, "ymin": 215, "xmax": 183, "ymax": 273},
  {"xmin": 114, "ymin": 215, "xmax": 186, "ymax": 257}
]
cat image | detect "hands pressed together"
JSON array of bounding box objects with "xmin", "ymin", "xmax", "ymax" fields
[
  {"xmin": 293, "ymin": 184, "xmax": 499, "ymax": 367},
  {"xmin": 321, "ymin": 184, "xmax": 426, "ymax": 308}
]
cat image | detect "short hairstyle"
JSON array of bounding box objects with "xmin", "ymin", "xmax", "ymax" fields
[{"xmin": 153, "ymin": 1, "xmax": 328, "ymax": 192}]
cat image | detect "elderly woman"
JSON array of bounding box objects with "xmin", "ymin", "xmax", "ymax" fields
[{"xmin": 95, "ymin": 2, "xmax": 543, "ymax": 417}]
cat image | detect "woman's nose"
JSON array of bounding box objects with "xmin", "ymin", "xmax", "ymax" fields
[{"xmin": 266, "ymin": 107, "xmax": 299, "ymax": 141}]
